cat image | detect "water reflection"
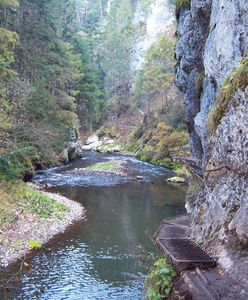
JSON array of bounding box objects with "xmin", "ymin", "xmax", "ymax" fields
[{"xmin": 2, "ymin": 152, "xmax": 186, "ymax": 300}]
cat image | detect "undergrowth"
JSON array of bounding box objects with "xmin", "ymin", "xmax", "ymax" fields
[
  {"xmin": 208, "ymin": 57, "xmax": 248, "ymax": 133},
  {"xmin": 145, "ymin": 258, "xmax": 177, "ymax": 300},
  {"xmin": 0, "ymin": 146, "xmax": 39, "ymax": 181},
  {"xmin": 0, "ymin": 181, "xmax": 69, "ymax": 230}
]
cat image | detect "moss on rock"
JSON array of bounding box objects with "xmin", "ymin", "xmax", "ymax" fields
[{"xmin": 208, "ymin": 57, "xmax": 248, "ymax": 133}]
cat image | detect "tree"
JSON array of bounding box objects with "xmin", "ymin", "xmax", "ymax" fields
[{"xmin": 134, "ymin": 36, "xmax": 175, "ymax": 112}]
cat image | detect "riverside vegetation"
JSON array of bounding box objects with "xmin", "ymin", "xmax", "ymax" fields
[
  {"xmin": 2, "ymin": 0, "xmax": 246, "ymax": 299},
  {"xmin": 1, "ymin": 0, "xmax": 188, "ymax": 297}
]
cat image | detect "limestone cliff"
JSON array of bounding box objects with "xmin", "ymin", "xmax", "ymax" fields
[
  {"xmin": 175, "ymin": 0, "xmax": 248, "ymax": 285},
  {"xmin": 131, "ymin": 0, "xmax": 175, "ymax": 81}
]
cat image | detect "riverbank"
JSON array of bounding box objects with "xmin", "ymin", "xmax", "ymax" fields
[
  {"xmin": 153, "ymin": 214, "xmax": 248, "ymax": 300},
  {"xmin": 0, "ymin": 183, "xmax": 85, "ymax": 268},
  {"xmin": 81, "ymin": 132, "xmax": 191, "ymax": 183}
]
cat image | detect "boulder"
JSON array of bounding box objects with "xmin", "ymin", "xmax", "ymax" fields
[
  {"xmin": 82, "ymin": 140, "xmax": 103, "ymax": 151},
  {"xmin": 85, "ymin": 135, "xmax": 99, "ymax": 145},
  {"xmin": 166, "ymin": 176, "xmax": 186, "ymax": 184}
]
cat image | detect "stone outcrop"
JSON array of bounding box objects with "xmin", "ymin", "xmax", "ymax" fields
[
  {"xmin": 175, "ymin": 0, "xmax": 248, "ymax": 162},
  {"xmin": 175, "ymin": 0, "xmax": 248, "ymax": 265},
  {"xmin": 61, "ymin": 129, "xmax": 82, "ymax": 162}
]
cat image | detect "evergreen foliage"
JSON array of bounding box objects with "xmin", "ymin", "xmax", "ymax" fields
[
  {"xmin": 0, "ymin": 0, "xmax": 104, "ymax": 170},
  {"xmin": 134, "ymin": 36, "xmax": 175, "ymax": 110}
]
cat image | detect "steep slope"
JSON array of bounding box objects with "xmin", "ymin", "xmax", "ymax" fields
[{"xmin": 175, "ymin": 0, "xmax": 248, "ymax": 288}]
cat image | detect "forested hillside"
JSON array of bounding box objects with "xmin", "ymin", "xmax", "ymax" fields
[
  {"xmin": 0, "ymin": 0, "xmax": 103, "ymax": 171},
  {"xmin": 78, "ymin": 0, "xmax": 188, "ymax": 169},
  {"xmin": 1, "ymin": 0, "xmax": 188, "ymax": 173}
]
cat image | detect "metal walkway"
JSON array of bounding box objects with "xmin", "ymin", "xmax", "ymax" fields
[{"xmin": 153, "ymin": 214, "xmax": 216, "ymax": 272}]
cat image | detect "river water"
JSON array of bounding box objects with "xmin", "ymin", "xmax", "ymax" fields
[{"xmin": 2, "ymin": 152, "xmax": 186, "ymax": 300}]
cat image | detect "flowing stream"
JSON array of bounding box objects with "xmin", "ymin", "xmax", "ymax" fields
[{"xmin": 3, "ymin": 152, "xmax": 186, "ymax": 299}]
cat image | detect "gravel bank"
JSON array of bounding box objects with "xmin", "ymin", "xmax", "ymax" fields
[{"xmin": 0, "ymin": 189, "xmax": 85, "ymax": 267}]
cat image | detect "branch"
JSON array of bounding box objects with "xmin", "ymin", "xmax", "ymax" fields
[{"xmin": 0, "ymin": 255, "xmax": 26, "ymax": 289}]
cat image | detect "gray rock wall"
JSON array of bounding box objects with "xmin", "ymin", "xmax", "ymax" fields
[
  {"xmin": 175, "ymin": 0, "xmax": 248, "ymax": 162},
  {"xmin": 175, "ymin": 0, "xmax": 248, "ymax": 254}
]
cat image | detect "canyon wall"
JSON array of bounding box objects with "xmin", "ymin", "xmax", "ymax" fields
[{"xmin": 175, "ymin": 0, "xmax": 248, "ymax": 270}]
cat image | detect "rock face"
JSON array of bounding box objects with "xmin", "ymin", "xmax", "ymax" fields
[
  {"xmin": 175, "ymin": 0, "xmax": 248, "ymax": 161},
  {"xmin": 61, "ymin": 129, "xmax": 82, "ymax": 162},
  {"xmin": 175, "ymin": 0, "xmax": 248, "ymax": 263},
  {"xmin": 130, "ymin": 0, "xmax": 175, "ymax": 89}
]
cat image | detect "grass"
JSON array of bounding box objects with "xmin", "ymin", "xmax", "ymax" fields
[
  {"xmin": 0, "ymin": 181, "xmax": 69, "ymax": 231},
  {"xmin": 85, "ymin": 160, "xmax": 125, "ymax": 174},
  {"xmin": 195, "ymin": 72, "xmax": 205, "ymax": 100},
  {"xmin": 145, "ymin": 258, "xmax": 177, "ymax": 300},
  {"xmin": 208, "ymin": 57, "xmax": 248, "ymax": 133}
]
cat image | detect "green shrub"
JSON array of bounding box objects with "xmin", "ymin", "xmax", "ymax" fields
[
  {"xmin": 159, "ymin": 131, "xmax": 188, "ymax": 158},
  {"xmin": 131, "ymin": 125, "xmax": 144, "ymax": 140},
  {"xmin": 145, "ymin": 258, "xmax": 177, "ymax": 300},
  {"xmin": 97, "ymin": 126, "xmax": 118, "ymax": 138},
  {"xmin": 208, "ymin": 57, "xmax": 248, "ymax": 133},
  {"xmin": 0, "ymin": 147, "xmax": 39, "ymax": 181}
]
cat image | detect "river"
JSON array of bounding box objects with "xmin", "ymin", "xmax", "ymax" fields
[{"xmin": 2, "ymin": 152, "xmax": 186, "ymax": 300}]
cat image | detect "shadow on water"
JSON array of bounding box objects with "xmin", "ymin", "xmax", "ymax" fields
[{"xmin": 1, "ymin": 152, "xmax": 187, "ymax": 300}]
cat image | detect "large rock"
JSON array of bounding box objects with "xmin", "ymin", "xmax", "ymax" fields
[
  {"xmin": 82, "ymin": 140, "xmax": 102, "ymax": 151},
  {"xmin": 85, "ymin": 135, "xmax": 99, "ymax": 145},
  {"xmin": 60, "ymin": 129, "xmax": 82, "ymax": 162}
]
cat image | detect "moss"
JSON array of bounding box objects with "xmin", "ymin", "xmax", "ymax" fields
[
  {"xmin": 195, "ymin": 72, "xmax": 204, "ymax": 100},
  {"xmin": 174, "ymin": 0, "xmax": 191, "ymax": 19},
  {"xmin": 145, "ymin": 258, "xmax": 177, "ymax": 300},
  {"xmin": 174, "ymin": 164, "xmax": 190, "ymax": 178},
  {"xmin": 85, "ymin": 160, "xmax": 124, "ymax": 174},
  {"xmin": 187, "ymin": 181, "xmax": 201, "ymax": 195},
  {"xmin": 208, "ymin": 57, "xmax": 248, "ymax": 133}
]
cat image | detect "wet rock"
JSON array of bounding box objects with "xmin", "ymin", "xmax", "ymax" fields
[
  {"xmin": 166, "ymin": 176, "xmax": 186, "ymax": 184},
  {"xmin": 82, "ymin": 141, "xmax": 103, "ymax": 151}
]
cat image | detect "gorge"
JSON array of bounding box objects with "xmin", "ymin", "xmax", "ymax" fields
[{"xmin": 0, "ymin": 0, "xmax": 247, "ymax": 299}]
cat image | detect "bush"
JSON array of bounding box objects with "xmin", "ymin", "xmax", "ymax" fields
[
  {"xmin": 131, "ymin": 124, "xmax": 144, "ymax": 140},
  {"xmin": 145, "ymin": 258, "xmax": 177, "ymax": 300},
  {"xmin": 159, "ymin": 131, "xmax": 188, "ymax": 158},
  {"xmin": 97, "ymin": 126, "xmax": 118, "ymax": 138},
  {"xmin": 0, "ymin": 147, "xmax": 39, "ymax": 181}
]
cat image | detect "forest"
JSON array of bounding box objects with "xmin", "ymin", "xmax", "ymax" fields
[{"xmin": 0, "ymin": 0, "xmax": 247, "ymax": 299}]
